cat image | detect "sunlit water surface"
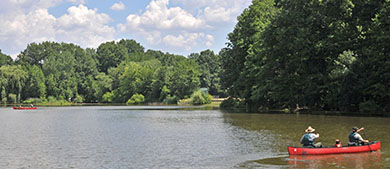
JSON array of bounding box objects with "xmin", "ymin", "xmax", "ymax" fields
[{"xmin": 0, "ymin": 106, "xmax": 389, "ymax": 168}]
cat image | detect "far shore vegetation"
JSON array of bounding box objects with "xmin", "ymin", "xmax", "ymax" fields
[{"xmin": 1, "ymin": 0, "xmax": 390, "ymax": 116}]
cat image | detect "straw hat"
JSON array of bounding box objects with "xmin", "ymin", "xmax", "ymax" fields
[{"xmin": 305, "ymin": 126, "xmax": 315, "ymax": 132}]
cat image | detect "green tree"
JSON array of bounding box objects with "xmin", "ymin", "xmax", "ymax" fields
[
  {"xmin": 220, "ymin": 0, "xmax": 278, "ymax": 102},
  {"xmin": 247, "ymin": 0, "xmax": 358, "ymax": 110},
  {"xmin": 96, "ymin": 41, "xmax": 128, "ymax": 73},
  {"xmin": 0, "ymin": 50, "xmax": 12, "ymax": 66},
  {"xmin": 126, "ymin": 93, "xmax": 145, "ymax": 105},
  {"xmin": 189, "ymin": 50, "xmax": 222, "ymax": 96},
  {"xmin": 91, "ymin": 73, "xmax": 113, "ymax": 102},
  {"xmin": 167, "ymin": 56, "xmax": 200, "ymax": 99},
  {"xmin": 340, "ymin": 1, "xmax": 390, "ymax": 113},
  {"xmin": 23, "ymin": 65, "xmax": 46, "ymax": 100},
  {"xmin": 0, "ymin": 65, "xmax": 28, "ymax": 103},
  {"xmin": 43, "ymin": 50, "xmax": 78, "ymax": 100},
  {"xmin": 118, "ymin": 39, "xmax": 145, "ymax": 54}
]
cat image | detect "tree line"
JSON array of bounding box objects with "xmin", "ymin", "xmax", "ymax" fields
[
  {"xmin": 0, "ymin": 40, "xmax": 223, "ymax": 104},
  {"xmin": 2, "ymin": 0, "xmax": 389, "ymax": 114},
  {"xmin": 220, "ymin": 0, "xmax": 390, "ymax": 115}
]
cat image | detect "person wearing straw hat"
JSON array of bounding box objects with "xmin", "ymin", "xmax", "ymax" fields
[
  {"xmin": 300, "ymin": 126, "xmax": 322, "ymax": 148},
  {"xmin": 348, "ymin": 127, "xmax": 369, "ymax": 146}
]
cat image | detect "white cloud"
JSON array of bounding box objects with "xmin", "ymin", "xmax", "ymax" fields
[
  {"xmin": 0, "ymin": 0, "xmax": 60, "ymax": 16},
  {"xmin": 67, "ymin": 0, "xmax": 86, "ymax": 5},
  {"xmin": 119, "ymin": 0, "xmax": 210, "ymax": 51},
  {"xmin": 110, "ymin": 1, "xmax": 125, "ymax": 11},
  {"xmin": 205, "ymin": 34, "xmax": 214, "ymax": 47},
  {"xmin": 56, "ymin": 5, "xmax": 115, "ymax": 48},
  {"xmin": 123, "ymin": 0, "xmax": 205, "ymax": 31},
  {"xmin": 173, "ymin": 0, "xmax": 251, "ymax": 23},
  {"xmin": 162, "ymin": 33, "xmax": 204, "ymax": 51},
  {"xmin": 0, "ymin": 3, "xmax": 115, "ymax": 58},
  {"xmin": 0, "ymin": 0, "xmax": 252, "ymax": 58},
  {"xmin": 119, "ymin": 0, "xmax": 250, "ymax": 53},
  {"xmin": 0, "ymin": 8, "xmax": 56, "ymax": 56}
]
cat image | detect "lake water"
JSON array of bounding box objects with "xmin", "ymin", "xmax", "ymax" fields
[{"xmin": 0, "ymin": 106, "xmax": 389, "ymax": 168}]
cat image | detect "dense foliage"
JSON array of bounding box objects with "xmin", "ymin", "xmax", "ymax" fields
[
  {"xmin": 0, "ymin": 40, "xmax": 223, "ymax": 105},
  {"xmin": 221, "ymin": 0, "xmax": 390, "ymax": 114},
  {"xmin": 190, "ymin": 89, "xmax": 212, "ymax": 105}
]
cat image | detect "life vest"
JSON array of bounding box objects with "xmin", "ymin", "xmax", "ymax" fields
[
  {"xmin": 301, "ymin": 133, "xmax": 314, "ymax": 147},
  {"xmin": 349, "ymin": 132, "xmax": 359, "ymax": 144}
]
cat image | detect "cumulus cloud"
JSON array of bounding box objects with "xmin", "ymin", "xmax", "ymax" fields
[
  {"xmin": 162, "ymin": 33, "xmax": 204, "ymax": 51},
  {"xmin": 0, "ymin": 0, "xmax": 60, "ymax": 16},
  {"xmin": 119, "ymin": 0, "xmax": 250, "ymax": 52},
  {"xmin": 173, "ymin": 0, "xmax": 251, "ymax": 23},
  {"xmin": 123, "ymin": 0, "xmax": 205, "ymax": 31},
  {"xmin": 118, "ymin": 0, "xmax": 209, "ymax": 51},
  {"xmin": 205, "ymin": 34, "xmax": 214, "ymax": 47},
  {"xmin": 0, "ymin": 0, "xmax": 251, "ymax": 57},
  {"xmin": 0, "ymin": 2, "xmax": 115, "ymax": 58},
  {"xmin": 56, "ymin": 5, "xmax": 115, "ymax": 48},
  {"xmin": 110, "ymin": 1, "xmax": 125, "ymax": 11}
]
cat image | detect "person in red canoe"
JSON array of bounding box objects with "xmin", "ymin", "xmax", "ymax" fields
[
  {"xmin": 300, "ymin": 126, "xmax": 322, "ymax": 148},
  {"xmin": 335, "ymin": 139, "xmax": 342, "ymax": 147},
  {"xmin": 30, "ymin": 104, "xmax": 34, "ymax": 107},
  {"xmin": 348, "ymin": 127, "xmax": 369, "ymax": 146}
]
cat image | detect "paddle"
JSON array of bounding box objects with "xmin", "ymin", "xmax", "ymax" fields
[{"xmin": 362, "ymin": 129, "xmax": 372, "ymax": 152}]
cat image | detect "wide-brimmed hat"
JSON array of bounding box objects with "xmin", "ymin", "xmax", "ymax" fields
[{"xmin": 305, "ymin": 126, "xmax": 315, "ymax": 132}]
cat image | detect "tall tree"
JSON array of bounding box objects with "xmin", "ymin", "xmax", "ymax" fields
[
  {"xmin": 23, "ymin": 65, "xmax": 46, "ymax": 100},
  {"xmin": 96, "ymin": 41, "xmax": 128, "ymax": 73},
  {"xmin": 220, "ymin": 0, "xmax": 278, "ymax": 102},
  {"xmin": 118, "ymin": 39, "xmax": 145, "ymax": 54},
  {"xmin": 0, "ymin": 65, "xmax": 28, "ymax": 103},
  {"xmin": 189, "ymin": 50, "xmax": 222, "ymax": 95}
]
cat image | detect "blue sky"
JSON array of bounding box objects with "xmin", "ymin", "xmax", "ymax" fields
[{"xmin": 0, "ymin": 0, "xmax": 252, "ymax": 58}]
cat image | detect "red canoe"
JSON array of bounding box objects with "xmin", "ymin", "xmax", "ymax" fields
[
  {"xmin": 288, "ymin": 141, "xmax": 380, "ymax": 155},
  {"xmin": 13, "ymin": 107, "xmax": 37, "ymax": 110}
]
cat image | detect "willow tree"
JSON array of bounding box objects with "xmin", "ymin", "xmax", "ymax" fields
[{"xmin": 0, "ymin": 65, "xmax": 27, "ymax": 103}]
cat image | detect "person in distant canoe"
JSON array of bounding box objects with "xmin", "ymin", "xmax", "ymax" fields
[
  {"xmin": 348, "ymin": 127, "xmax": 369, "ymax": 146},
  {"xmin": 30, "ymin": 104, "xmax": 34, "ymax": 107},
  {"xmin": 335, "ymin": 139, "xmax": 342, "ymax": 147},
  {"xmin": 300, "ymin": 126, "xmax": 322, "ymax": 148}
]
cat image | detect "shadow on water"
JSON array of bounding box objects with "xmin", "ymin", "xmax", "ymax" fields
[{"xmin": 235, "ymin": 155, "xmax": 290, "ymax": 168}]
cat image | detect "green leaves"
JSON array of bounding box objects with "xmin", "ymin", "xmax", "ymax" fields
[
  {"xmin": 0, "ymin": 65, "xmax": 28, "ymax": 103},
  {"xmin": 221, "ymin": 0, "xmax": 390, "ymax": 114},
  {"xmin": 0, "ymin": 50, "xmax": 12, "ymax": 66}
]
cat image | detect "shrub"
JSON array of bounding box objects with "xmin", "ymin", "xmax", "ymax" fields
[
  {"xmin": 220, "ymin": 98, "xmax": 245, "ymax": 109},
  {"xmin": 47, "ymin": 96, "xmax": 57, "ymax": 103},
  {"xmin": 126, "ymin": 93, "xmax": 145, "ymax": 105},
  {"xmin": 23, "ymin": 98, "xmax": 42, "ymax": 104},
  {"xmin": 163, "ymin": 95, "xmax": 178, "ymax": 104},
  {"xmin": 8, "ymin": 93, "xmax": 17, "ymax": 104},
  {"xmin": 102, "ymin": 91, "xmax": 114, "ymax": 103},
  {"xmin": 1, "ymin": 97, "xmax": 7, "ymax": 104},
  {"xmin": 160, "ymin": 85, "xmax": 170, "ymax": 101},
  {"xmin": 190, "ymin": 90, "xmax": 211, "ymax": 105},
  {"xmin": 74, "ymin": 95, "xmax": 84, "ymax": 103}
]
